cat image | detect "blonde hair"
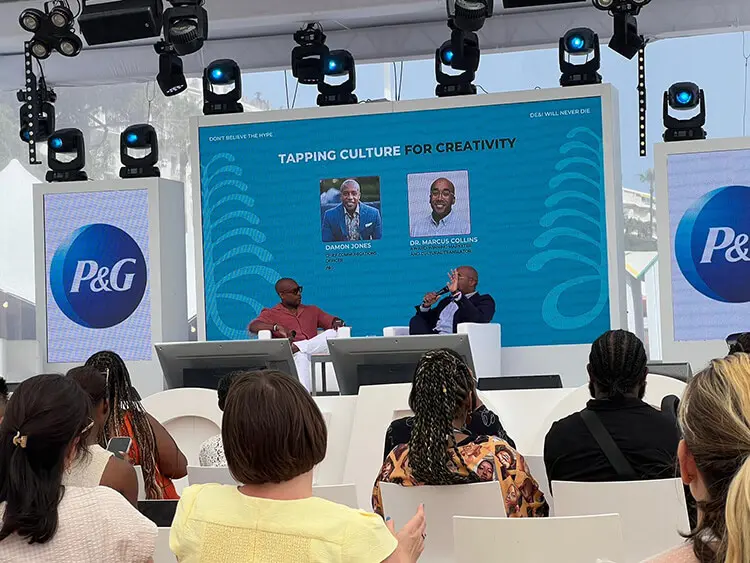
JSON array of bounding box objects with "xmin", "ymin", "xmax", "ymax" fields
[{"xmin": 679, "ymin": 353, "xmax": 750, "ymax": 563}]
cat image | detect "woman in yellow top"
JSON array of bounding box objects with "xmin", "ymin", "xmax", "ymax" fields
[
  {"xmin": 170, "ymin": 369, "xmax": 426, "ymax": 563},
  {"xmin": 372, "ymin": 349, "xmax": 549, "ymax": 518}
]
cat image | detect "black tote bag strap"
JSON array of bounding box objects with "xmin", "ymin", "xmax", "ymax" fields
[{"xmin": 580, "ymin": 409, "xmax": 637, "ymax": 480}]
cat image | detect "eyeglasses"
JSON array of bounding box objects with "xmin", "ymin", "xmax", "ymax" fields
[{"xmin": 284, "ymin": 286, "xmax": 303, "ymax": 295}]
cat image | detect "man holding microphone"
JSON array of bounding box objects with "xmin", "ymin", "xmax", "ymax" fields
[{"xmin": 408, "ymin": 266, "xmax": 495, "ymax": 335}]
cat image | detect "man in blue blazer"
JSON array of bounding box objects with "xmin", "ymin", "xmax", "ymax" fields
[
  {"xmin": 409, "ymin": 266, "xmax": 495, "ymax": 334},
  {"xmin": 322, "ymin": 179, "xmax": 383, "ymax": 242}
]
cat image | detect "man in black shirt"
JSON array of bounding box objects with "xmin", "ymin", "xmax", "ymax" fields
[{"xmin": 544, "ymin": 330, "xmax": 680, "ymax": 487}]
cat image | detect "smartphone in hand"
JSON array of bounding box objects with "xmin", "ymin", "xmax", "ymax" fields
[{"xmin": 106, "ymin": 436, "xmax": 132, "ymax": 460}]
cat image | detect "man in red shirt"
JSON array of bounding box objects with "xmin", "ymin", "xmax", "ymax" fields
[{"xmin": 248, "ymin": 278, "xmax": 345, "ymax": 392}]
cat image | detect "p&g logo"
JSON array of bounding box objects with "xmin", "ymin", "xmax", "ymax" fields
[
  {"xmin": 675, "ymin": 185, "xmax": 750, "ymax": 303},
  {"xmin": 50, "ymin": 223, "xmax": 147, "ymax": 328}
]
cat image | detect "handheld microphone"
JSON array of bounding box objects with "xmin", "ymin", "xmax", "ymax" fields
[{"xmin": 435, "ymin": 286, "xmax": 450, "ymax": 297}]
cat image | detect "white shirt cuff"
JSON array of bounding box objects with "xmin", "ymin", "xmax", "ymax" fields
[
  {"xmin": 453, "ymin": 292, "xmax": 463, "ymax": 301},
  {"xmin": 419, "ymin": 305, "xmax": 431, "ymax": 312}
]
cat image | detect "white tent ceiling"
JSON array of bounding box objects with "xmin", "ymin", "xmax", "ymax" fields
[{"xmin": 0, "ymin": 0, "xmax": 748, "ymax": 90}]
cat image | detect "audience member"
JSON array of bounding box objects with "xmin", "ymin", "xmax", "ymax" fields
[
  {"xmin": 372, "ymin": 349, "xmax": 548, "ymax": 518},
  {"xmin": 64, "ymin": 366, "xmax": 138, "ymax": 505},
  {"xmin": 198, "ymin": 371, "xmax": 240, "ymax": 467},
  {"xmin": 171, "ymin": 370, "xmax": 426, "ymax": 562},
  {"xmin": 728, "ymin": 332, "xmax": 750, "ymax": 355},
  {"xmin": 544, "ymin": 330, "xmax": 680, "ymax": 485},
  {"xmin": 382, "ymin": 348, "xmax": 516, "ymax": 460},
  {"xmin": 0, "ymin": 377, "xmax": 7, "ymax": 423},
  {"xmin": 647, "ymin": 353, "xmax": 750, "ymax": 563},
  {"xmin": 0, "ymin": 374, "xmax": 156, "ymax": 561},
  {"xmin": 85, "ymin": 350, "xmax": 187, "ymax": 499}
]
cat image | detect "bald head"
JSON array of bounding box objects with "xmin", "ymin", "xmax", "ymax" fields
[
  {"xmin": 456, "ymin": 266, "xmax": 478, "ymax": 294},
  {"xmin": 275, "ymin": 278, "xmax": 302, "ymax": 307},
  {"xmin": 429, "ymin": 177, "xmax": 456, "ymax": 220}
]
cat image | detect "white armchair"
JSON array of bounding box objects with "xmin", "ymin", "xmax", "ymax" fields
[{"xmin": 381, "ymin": 323, "xmax": 502, "ymax": 379}]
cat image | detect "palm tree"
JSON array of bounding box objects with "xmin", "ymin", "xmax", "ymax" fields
[{"xmin": 639, "ymin": 168, "xmax": 655, "ymax": 238}]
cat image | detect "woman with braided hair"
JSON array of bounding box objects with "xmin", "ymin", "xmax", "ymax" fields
[
  {"xmin": 85, "ymin": 350, "xmax": 187, "ymax": 499},
  {"xmin": 382, "ymin": 348, "xmax": 515, "ymax": 461},
  {"xmin": 372, "ymin": 349, "xmax": 548, "ymax": 518},
  {"xmin": 544, "ymin": 329, "xmax": 680, "ymax": 485}
]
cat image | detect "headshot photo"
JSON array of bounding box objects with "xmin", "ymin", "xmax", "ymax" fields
[
  {"xmin": 407, "ymin": 170, "xmax": 471, "ymax": 238},
  {"xmin": 320, "ymin": 176, "xmax": 383, "ymax": 242}
]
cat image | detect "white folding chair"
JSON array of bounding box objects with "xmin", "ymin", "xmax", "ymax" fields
[
  {"xmin": 187, "ymin": 465, "xmax": 237, "ymax": 486},
  {"xmin": 553, "ymin": 478, "xmax": 689, "ymax": 562},
  {"xmin": 380, "ymin": 482, "xmax": 506, "ymax": 563},
  {"xmin": 522, "ymin": 454, "xmax": 553, "ymax": 514},
  {"xmin": 453, "ymin": 514, "xmax": 624, "ymax": 562},
  {"xmin": 312, "ymin": 395, "xmax": 358, "ymax": 485},
  {"xmin": 154, "ymin": 527, "xmax": 176, "ymax": 563},
  {"xmin": 312, "ymin": 484, "xmax": 359, "ymax": 509},
  {"xmin": 134, "ymin": 465, "xmax": 146, "ymax": 501}
]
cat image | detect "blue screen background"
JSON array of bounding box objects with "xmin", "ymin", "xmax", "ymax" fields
[{"xmin": 198, "ymin": 96, "xmax": 611, "ymax": 346}]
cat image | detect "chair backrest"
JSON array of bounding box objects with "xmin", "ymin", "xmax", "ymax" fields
[
  {"xmin": 343, "ymin": 383, "xmax": 413, "ymax": 509},
  {"xmin": 141, "ymin": 388, "xmax": 222, "ymax": 467},
  {"xmin": 134, "ymin": 465, "xmax": 146, "ymax": 501},
  {"xmin": 553, "ymin": 478, "xmax": 690, "ymax": 562},
  {"xmin": 453, "ymin": 514, "xmax": 624, "ymax": 562},
  {"xmin": 528, "ymin": 374, "xmax": 688, "ymax": 455},
  {"xmin": 154, "ymin": 527, "xmax": 176, "ymax": 563},
  {"xmin": 480, "ymin": 388, "xmax": 576, "ymax": 454},
  {"xmin": 380, "ymin": 482, "xmax": 506, "ymax": 563},
  {"xmin": 457, "ymin": 322, "xmax": 502, "ymax": 379},
  {"xmin": 312, "ymin": 395, "xmax": 358, "ymax": 486},
  {"xmin": 312, "ymin": 484, "xmax": 359, "ymax": 509},
  {"xmin": 522, "ymin": 454, "xmax": 553, "ymax": 514},
  {"xmin": 187, "ymin": 465, "xmax": 237, "ymax": 486}
]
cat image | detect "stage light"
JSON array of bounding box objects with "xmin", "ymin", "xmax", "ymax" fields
[
  {"xmin": 317, "ymin": 49, "xmax": 357, "ymax": 106},
  {"xmin": 559, "ymin": 28, "xmax": 602, "ymax": 87},
  {"xmin": 19, "ymin": 8, "xmax": 44, "ymax": 32},
  {"xmin": 202, "ymin": 59, "xmax": 244, "ymax": 115},
  {"xmin": 120, "ymin": 124, "xmax": 160, "ymax": 178},
  {"xmin": 449, "ymin": 0, "xmax": 494, "ymax": 33},
  {"xmin": 609, "ymin": 13, "xmax": 643, "ymax": 59},
  {"xmin": 49, "ymin": 4, "xmax": 73, "ymax": 28},
  {"xmin": 592, "ymin": 0, "xmax": 650, "ymax": 60},
  {"xmin": 163, "ymin": 0, "xmax": 208, "ymax": 56},
  {"xmin": 29, "ymin": 38, "xmax": 52, "ymax": 59},
  {"xmin": 19, "ymin": 1, "xmax": 83, "ymax": 60},
  {"xmin": 18, "ymin": 76, "xmax": 56, "ymax": 146},
  {"xmin": 46, "ymin": 128, "xmax": 88, "ymax": 182},
  {"xmin": 57, "ymin": 34, "xmax": 82, "ymax": 57},
  {"xmin": 79, "ymin": 0, "xmax": 163, "ymax": 46},
  {"xmin": 435, "ymin": 25, "xmax": 479, "ymax": 98},
  {"xmin": 291, "ymin": 23, "xmax": 329, "ymax": 85},
  {"xmin": 663, "ymin": 82, "xmax": 706, "ymax": 142},
  {"xmin": 155, "ymin": 41, "xmax": 187, "ymax": 96}
]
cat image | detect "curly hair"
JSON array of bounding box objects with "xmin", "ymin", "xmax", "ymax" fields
[{"xmin": 407, "ymin": 349, "xmax": 479, "ymax": 486}]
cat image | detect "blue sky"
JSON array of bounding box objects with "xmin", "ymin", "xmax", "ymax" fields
[{"xmin": 243, "ymin": 31, "xmax": 749, "ymax": 193}]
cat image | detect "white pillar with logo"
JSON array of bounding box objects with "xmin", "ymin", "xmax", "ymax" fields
[{"xmin": 33, "ymin": 178, "xmax": 187, "ymax": 397}]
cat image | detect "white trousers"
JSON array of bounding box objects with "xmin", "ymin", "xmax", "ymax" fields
[{"xmin": 293, "ymin": 329, "xmax": 338, "ymax": 392}]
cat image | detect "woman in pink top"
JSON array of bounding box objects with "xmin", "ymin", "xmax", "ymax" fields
[
  {"xmin": 0, "ymin": 374, "xmax": 156, "ymax": 562},
  {"xmin": 647, "ymin": 353, "xmax": 750, "ymax": 563}
]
